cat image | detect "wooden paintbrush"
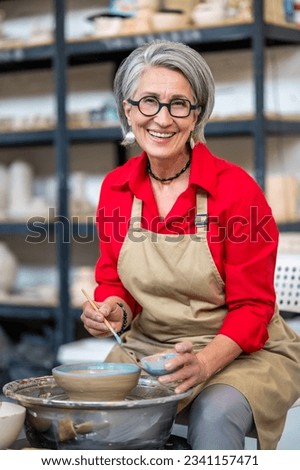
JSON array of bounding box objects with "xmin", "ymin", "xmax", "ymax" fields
[{"xmin": 81, "ymin": 289, "xmax": 122, "ymax": 345}]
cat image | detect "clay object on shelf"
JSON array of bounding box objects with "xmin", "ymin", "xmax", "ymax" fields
[
  {"xmin": 0, "ymin": 9, "xmax": 5, "ymax": 38},
  {"xmin": 7, "ymin": 161, "xmax": 33, "ymax": 219},
  {"xmin": 69, "ymin": 171, "xmax": 95, "ymax": 217},
  {"xmin": 191, "ymin": 0, "xmax": 227, "ymax": 26},
  {"xmin": 7, "ymin": 160, "xmax": 49, "ymax": 221},
  {"xmin": 266, "ymin": 175, "xmax": 300, "ymax": 223},
  {"xmin": 0, "ymin": 164, "xmax": 8, "ymax": 220},
  {"xmin": 151, "ymin": 9, "xmax": 190, "ymax": 31},
  {"xmin": 87, "ymin": 12, "xmax": 127, "ymax": 37},
  {"xmin": 71, "ymin": 266, "xmax": 97, "ymax": 307}
]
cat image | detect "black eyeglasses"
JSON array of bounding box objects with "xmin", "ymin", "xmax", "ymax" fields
[{"xmin": 127, "ymin": 96, "xmax": 200, "ymax": 118}]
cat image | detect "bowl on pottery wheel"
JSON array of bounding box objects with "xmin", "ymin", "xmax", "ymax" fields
[
  {"xmin": 0, "ymin": 401, "xmax": 26, "ymax": 449},
  {"xmin": 3, "ymin": 375, "xmax": 192, "ymax": 449},
  {"xmin": 52, "ymin": 362, "xmax": 141, "ymax": 401},
  {"xmin": 141, "ymin": 352, "xmax": 180, "ymax": 376}
]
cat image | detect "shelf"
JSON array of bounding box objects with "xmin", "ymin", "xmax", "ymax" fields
[
  {"xmin": 265, "ymin": 24, "xmax": 300, "ymax": 44},
  {"xmin": 0, "ymin": 118, "xmax": 299, "ymax": 146},
  {"xmin": 206, "ymin": 120, "xmax": 255, "ymax": 136},
  {"xmin": 0, "ymin": 222, "xmax": 53, "ymax": 235},
  {"xmin": 70, "ymin": 306, "xmax": 82, "ymax": 320},
  {"xmin": 61, "ymin": 118, "xmax": 300, "ymax": 143},
  {"xmin": 0, "ymin": 130, "xmax": 55, "ymax": 147},
  {"xmin": 72, "ymin": 222, "xmax": 97, "ymax": 241},
  {"xmin": 0, "ymin": 22, "xmax": 258, "ymax": 73},
  {"xmin": 66, "ymin": 22, "xmax": 300, "ymax": 65},
  {"xmin": 68, "ymin": 127, "xmax": 122, "ymax": 143},
  {"xmin": 0, "ymin": 222, "xmax": 97, "ymax": 239},
  {"xmin": 67, "ymin": 24, "xmax": 255, "ymax": 61},
  {"xmin": 0, "ymin": 22, "xmax": 298, "ymax": 73},
  {"xmin": 0, "ymin": 43, "xmax": 53, "ymax": 72},
  {"xmin": 206, "ymin": 118, "xmax": 300, "ymax": 137},
  {"xmin": 266, "ymin": 120, "xmax": 300, "ymax": 135},
  {"xmin": 278, "ymin": 222, "xmax": 300, "ymax": 232}
]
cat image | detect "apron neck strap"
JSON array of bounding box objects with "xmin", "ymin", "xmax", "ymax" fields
[
  {"xmin": 130, "ymin": 197, "xmax": 143, "ymax": 229},
  {"xmin": 195, "ymin": 190, "xmax": 208, "ymax": 235},
  {"xmin": 130, "ymin": 190, "xmax": 208, "ymax": 234}
]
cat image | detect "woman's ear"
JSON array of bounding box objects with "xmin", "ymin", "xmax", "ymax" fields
[{"xmin": 123, "ymin": 99, "xmax": 131, "ymax": 122}]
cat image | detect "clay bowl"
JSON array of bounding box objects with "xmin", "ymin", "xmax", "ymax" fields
[
  {"xmin": 52, "ymin": 362, "xmax": 141, "ymax": 401},
  {"xmin": 0, "ymin": 401, "xmax": 26, "ymax": 449},
  {"xmin": 141, "ymin": 353, "xmax": 180, "ymax": 376}
]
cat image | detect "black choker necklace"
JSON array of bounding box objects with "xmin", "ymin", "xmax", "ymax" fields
[{"xmin": 147, "ymin": 158, "xmax": 191, "ymax": 183}]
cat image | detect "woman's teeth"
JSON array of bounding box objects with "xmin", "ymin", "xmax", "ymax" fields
[{"xmin": 149, "ymin": 131, "xmax": 174, "ymax": 138}]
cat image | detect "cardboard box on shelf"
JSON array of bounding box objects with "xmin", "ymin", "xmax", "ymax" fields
[
  {"xmin": 264, "ymin": 0, "xmax": 297, "ymax": 26},
  {"xmin": 265, "ymin": 0, "xmax": 286, "ymax": 25},
  {"xmin": 266, "ymin": 174, "xmax": 300, "ymax": 223}
]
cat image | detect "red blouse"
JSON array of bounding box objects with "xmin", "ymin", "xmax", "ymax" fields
[{"xmin": 94, "ymin": 143, "xmax": 279, "ymax": 353}]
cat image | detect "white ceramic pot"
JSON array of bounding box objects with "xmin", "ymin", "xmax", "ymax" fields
[
  {"xmin": 93, "ymin": 14, "xmax": 123, "ymax": 37},
  {"xmin": 0, "ymin": 242, "xmax": 18, "ymax": 294},
  {"xmin": 8, "ymin": 160, "xmax": 33, "ymax": 217}
]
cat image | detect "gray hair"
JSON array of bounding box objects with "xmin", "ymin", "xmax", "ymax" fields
[{"xmin": 113, "ymin": 40, "xmax": 215, "ymax": 146}]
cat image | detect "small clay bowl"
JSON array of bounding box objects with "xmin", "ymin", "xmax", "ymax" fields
[
  {"xmin": 141, "ymin": 353, "xmax": 179, "ymax": 376},
  {"xmin": 52, "ymin": 362, "xmax": 141, "ymax": 401}
]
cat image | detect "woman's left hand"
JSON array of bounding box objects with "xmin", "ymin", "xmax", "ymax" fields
[{"xmin": 158, "ymin": 341, "xmax": 208, "ymax": 394}]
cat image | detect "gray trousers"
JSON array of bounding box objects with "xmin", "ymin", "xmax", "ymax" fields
[{"xmin": 185, "ymin": 384, "xmax": 254, "ymax": 450}]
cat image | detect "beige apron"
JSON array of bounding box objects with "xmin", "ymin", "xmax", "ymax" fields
[{"xmin": 106, "ymin": 191, "xmax": 300, "ymax": 449}]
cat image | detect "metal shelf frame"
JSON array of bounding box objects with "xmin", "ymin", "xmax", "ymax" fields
[
  {"xmin": 1, "ymin": 117, "xmax": 299, "ymax": 148},
  {"xmin": 0, "ymin": 305, "xmax": 55, "ymax": 320},
  {"xmin": 0, "ymin": 44, "xmax": 53, "ymax": 72},
  {"xmin": 0, "ymin": 222, "xmax": 53, "ymax": 236},
  {"xmin": 0, "ymin": 0, "xmax": 299, "ymax": 351},
  {"xmin": 0, "ymin": 130, "xmax": 55, "ymax": 147}
]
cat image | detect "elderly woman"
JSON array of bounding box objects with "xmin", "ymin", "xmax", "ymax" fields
[{"xmin": 81, "ymin": 40, "xmax": 300, "ymax": 450}]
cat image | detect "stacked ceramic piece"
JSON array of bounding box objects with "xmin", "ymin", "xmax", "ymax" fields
[
  {"xmin": 0, "ymin": 242, "xmax": 18, "ymax": 296},
  {"xmin": 0, "ymin": 161, "xmax": 49, "ymax": 221}
]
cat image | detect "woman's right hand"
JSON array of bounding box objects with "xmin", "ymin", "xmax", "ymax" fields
[{"xmin": 80, "ymin": 300, "xmax": 122, "ymax": 338}]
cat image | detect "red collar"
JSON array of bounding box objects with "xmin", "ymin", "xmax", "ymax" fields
[{"xmin": 111, "ymin": 143, "xmax": 219, "ymax": 199}]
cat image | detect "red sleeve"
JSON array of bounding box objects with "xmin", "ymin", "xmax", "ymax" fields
[
  {"xmin": 93, "ymin": 173, "xmax": 141, "ymax": 316},
  {"xmin": 217, "ymin": 172, "xmax": 279, "ymax": 352}
]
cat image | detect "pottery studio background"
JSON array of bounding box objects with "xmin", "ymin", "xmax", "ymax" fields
[{"xmin": 0, "ymin": 0, "xmax": 299, "ymax": 449}]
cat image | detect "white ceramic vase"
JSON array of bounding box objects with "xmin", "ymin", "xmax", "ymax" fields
[{"xmin": 8, "ymin": 160, "xmax": 33, "ymax": 220}]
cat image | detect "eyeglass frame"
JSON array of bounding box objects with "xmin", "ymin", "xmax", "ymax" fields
[{"xmin": 127, "ymin": 96, "xmax": 201, "ymax": 118}]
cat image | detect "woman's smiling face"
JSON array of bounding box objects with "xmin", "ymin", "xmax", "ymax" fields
[{"xmin": 123, "ymin": 66, "xmax": 199, "ymax": 162}]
